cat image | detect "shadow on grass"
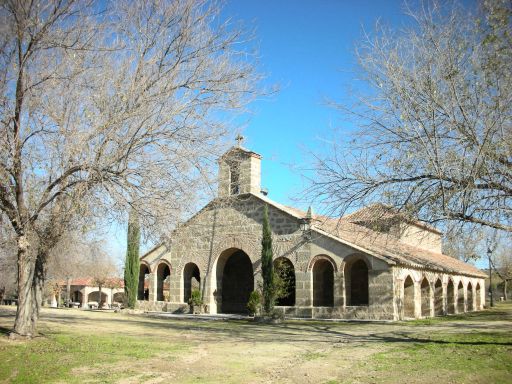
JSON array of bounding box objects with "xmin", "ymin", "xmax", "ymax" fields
[{"xmin": 1, "ymin": 304, "xmax": 511, "ymax": 347}]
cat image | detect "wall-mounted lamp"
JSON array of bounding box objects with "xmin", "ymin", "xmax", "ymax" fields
[{"xmin": 300, "ymin": 206, "xmax": 314, "ymax": 240}]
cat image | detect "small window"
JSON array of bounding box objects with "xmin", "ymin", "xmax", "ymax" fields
[{"xmin": 229, "ymin": 161, "xmax": 240, "ymax": 195}]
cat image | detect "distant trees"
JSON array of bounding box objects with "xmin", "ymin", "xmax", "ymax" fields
[
  {"xmin": 0, "ymin": 0, "xmax": 261, "ymax": 337},
  {"xmin": 307, "ymin": 0, "xmax": 511, "ymax": 233}
]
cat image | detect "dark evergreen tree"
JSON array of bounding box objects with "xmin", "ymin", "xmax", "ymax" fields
[
  {"xmin": 124, "ymin": 209, "xmax": 140, "ymax": 309},
  {"xmin": 261, "ymin": 205, "xmax": 274, "ymax": 314}
]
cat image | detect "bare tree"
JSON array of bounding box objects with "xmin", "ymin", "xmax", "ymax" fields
[
  {"xmin": 306, "ymin": 1, "xmax": 511, "ymax": 232},
  {"xmin": 0, "ymin": 0, "xmax": 261, "ymax": 338},
  {"xmin": 443, "ymin": 224, "xmax": 485, "ymax": 263},
  {"xmin": 489, "ymin": 232, "xmax": 512, "ymax": 301}
]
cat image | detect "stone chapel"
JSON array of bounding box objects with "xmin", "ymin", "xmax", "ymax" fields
[{"xmin": 137, "ymin": 145, "xmax": 486, "ymax": 320}]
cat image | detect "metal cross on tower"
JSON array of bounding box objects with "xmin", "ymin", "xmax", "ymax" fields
[{"xmin": 235, "ymin": 134, "xmax": 245, "ymax": 147}]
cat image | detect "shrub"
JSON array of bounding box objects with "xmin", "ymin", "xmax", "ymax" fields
[
  {"xmin": 247, "ymin": 290, "xmax": 262, "ymax": 316},
  {"xmin": 189, "ymin": 289, "xmax": 203, "ymax": 306}
]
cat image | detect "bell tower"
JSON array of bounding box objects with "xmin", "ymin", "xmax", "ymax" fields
[{"xmin": 218, "ymin": 136, "xmax": 262, "ymax": 197}]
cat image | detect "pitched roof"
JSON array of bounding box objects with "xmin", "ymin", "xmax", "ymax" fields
[
  {"xmin": 314, "ymin": 217, "xmax": 485, "ymax": 277},
  {"xmin": 342, "ymin": 203, "xmax": 442, "ymax": 235},
  {"xmin": 252, "ymin": 194, "xmax": 485, "ymax": 278}
]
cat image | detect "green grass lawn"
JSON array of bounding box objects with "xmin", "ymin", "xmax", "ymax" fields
[{"xmin": 0, "ymin": 303, "xmax": 510, "ymax": 383}]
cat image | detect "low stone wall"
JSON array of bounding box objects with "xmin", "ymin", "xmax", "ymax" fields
[
  {"xmin": 273, "ymin": 305, "xmax": 394, "ymax": 320},
  {"xmin": 136, "ymin": 300, "xmax": 188, "ymax": 314}
]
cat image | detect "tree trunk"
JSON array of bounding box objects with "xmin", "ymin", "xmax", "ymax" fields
[
  {"xmin": 12, "ymin": 235, "xmax": 37, "ymax": 338},
  {"xmin": 32, "ymin": 249, "xmax": 47, "ymax": 320},
  {"xmin": 66, "ymin": 278, "xmax": 71, "ymax": 306},
  {"xmin": 504, "ymin": 280, "xmax": 508, "ymax": 301}
]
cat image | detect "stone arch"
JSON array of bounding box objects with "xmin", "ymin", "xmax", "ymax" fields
[
  {"xmin": 476, "ymin": 282, "xmax": 482, "ymax": 309},
  {"xmin": 420, "ymin": 277, "xmax": 430, "ymax": 317},
  {"xmin": 113, "ymin": 292, "xmax": 124, "ymax": 304},
  {"xmin": 274, "ymin": 257, "xmax": 296, "ymax": 306},
  {"xmin": 216, "ymin": 248, "xmax": 254, "ymax": 314},
  {"xmin": 312, "ymin": 257, "xmax": 335, "ymax": 307},
  {"xmin": 72, "ymin": 290, "xmax": 83, "ymax": 304},
  {"xmin": 308, "ymin": 254, "xmax": 338, "ymax": 273},
  {"xmin": 87, "ymin": 291, "xmax": 107, "ymax": 306},
  {"xmin": 138, "ymin": 263, "xmax": 151, "ymax": 301},
  {"xmin": 447, "ymin": 279, "xmax": 455, "ymax": 314},
  {"xmin": 434, "ymin": 278, "xmax": 443, "ymax": 316},
  {"xmin": 457, "ymin": 281, "xmax": 465, "ymax": 313},
  {"xmin": 183, "ymin": 262, "xmax": 201, "ymax": 304},
  {"xmin": 156, "ymin": 262, "xmax": 171, "ymax": 302},
  {"xmin": 344, "ymin": 255, "xmax": 369, "ymax": 306},
  {"xmin": 467, "ymin": 282, "xmax": 474, "ymax": 311},
  {"xmin": 403, "ymin": 275, "xmax": 415, "ymax": 318}
]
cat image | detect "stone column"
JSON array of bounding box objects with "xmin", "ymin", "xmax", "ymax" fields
[
  {"xmin": 148, "ymin": 273, "xmax": 157, "ymax": 302},
  {"xmin": 413, "ymin": 281, "xmax": 421, "ymax": 319},
  {"xmin": 295, "ymin": 271, "xmax": 311, "ymax": 307},
  {"xmin": 333, "ymin": 271, "xmax": 344, "ymax": 307}
]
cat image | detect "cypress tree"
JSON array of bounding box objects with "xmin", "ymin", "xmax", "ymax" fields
[
  {"xmin": 124, "ymin": 208, "xmax": 140, "ymax": 309},
  {"xmin": 261, "ymin": 205, "xmax": 274, "ymax": 315}
]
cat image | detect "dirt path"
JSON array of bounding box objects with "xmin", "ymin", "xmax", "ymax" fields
[{"xmin": 1, "ymin": 305, "xmax": 511, "ymax": 384}]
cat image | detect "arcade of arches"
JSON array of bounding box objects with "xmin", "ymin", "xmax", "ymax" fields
[{"xmin": 138, "ymin": 247, "xmax": 484, "ymax": 320}]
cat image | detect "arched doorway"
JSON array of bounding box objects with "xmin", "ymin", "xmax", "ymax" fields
[
  {"xmin": 345, "ymin": 258, "xmax": 369, "ymax": 306},
  {"xmin": 447, "ymin": 279, "xmax": 455, "ymax": 314},
  {"xmin": 467, "ymin": 282, "xmax": 474, "ymax": 311},
  {"xmin": 434, "ymin": 279, "xmax": 443, "ymax": 316},
  {"xmin": 274, "ymin": 257, "xmax": 296, "ymax": 306},
  {"xmin": 87, "ymin": 291, "xmax": 107, "ymax": 306},
  {"xmin": 72, "ymin": 291, "xmax": 83, "ymax": 305},
  {"xmin": 157, "ymin": 263, "xmax": 171, "ymax": 302},
  {"xmin": 403, "ymin": 276, "xmax": 415, "ymax": 318},
  {"xmin": 138, "ymin": 264, "xmax": 150, "ymax": 300},
  {"xmin": 218, "ymin": 249, "xmax": 254, "ymax": 313},
  {"xmin": 312, "ymin": 258, "xmax": 334, "ymax": 307},
  {"xmin": 183, "ymin": 262, "xmax": 201, "ymax": 304},
  {"xmin": 457, "ymin": 281, "xmax": 465, "ymax": 313},
  {"xmin": 420, "ymin": 278, "xmax": 430, "ymax": 317},
  {"xmin": 113, "ymin": 292, "xmax": 124, "ymax": 305},
  {"xmin": 476, "ymin": 283, "xmax": 481, "ymax": 309}
]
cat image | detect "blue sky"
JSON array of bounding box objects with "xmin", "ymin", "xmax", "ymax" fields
[
  {"xmin": 109, "ymin": 0, "xmax": 486, "ymax": 269},
  {"xmin": 220, "ymin": 0, "xmax": 408, "ymax": 208}
]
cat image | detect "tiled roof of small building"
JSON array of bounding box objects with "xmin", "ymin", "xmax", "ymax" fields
[{"xmin": 60, "ymin": 277, "xmax": 125, "ymax": 287}]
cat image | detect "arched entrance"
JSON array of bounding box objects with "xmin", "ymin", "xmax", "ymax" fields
[
  {"xmin": 274, "ymin": 257, "xmax": 296, "ymax": 306},
  {"xmin": 87, "ymin": 291, "xmax": 107, "ymax": 306},
  {"xmin": 312, "ymin": 258, "xmax": 334, "ymax": 307},
  {"xmin": 113, "ymin": 292, "xmax": 124, "ymax": 304},
  {"xmin": 72, "ymin": 291, "xmax": 83, "ymax": 304},
  {"xmin": 476, "ymin": 283, "xmax": 482, "ymax": 309},
  {"xmin": 457, "ymin": 281, "xmax": 465, "ymax": 313},
  {"xmin": 138, "ymin": 264, "xmax": 150, "ymax": 300},
  {"xmin": 183, "ymin": 262, "xmax": 201, "ymax": 304},
  {"xmin": 420, "ymin": 278, "xmax": 430, "ymax": 317},
  {"xmin": 434, "ymin": 279, "xmax": 443, "ymax": 316},
  {"xmin": 157, "ymin": 263, "xmax": 171, "ymax": 302},
  {"xmin": 403, "ymin": 276, "xmax": 415, "ymax": 318},
  {"xmin": 217, "ymin": 249, "xmax": 254, "ymax": 314},
  {"xmin": 467, "ymin": 282, "xmax": 474, "ymax": 311},
  {"xmin": 345, "ymin": 258, "xmax": 369, "ymax": 306},
  {"xmin": 447, "ymin": 279, "xmax": 455, "ymax": 314}
]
